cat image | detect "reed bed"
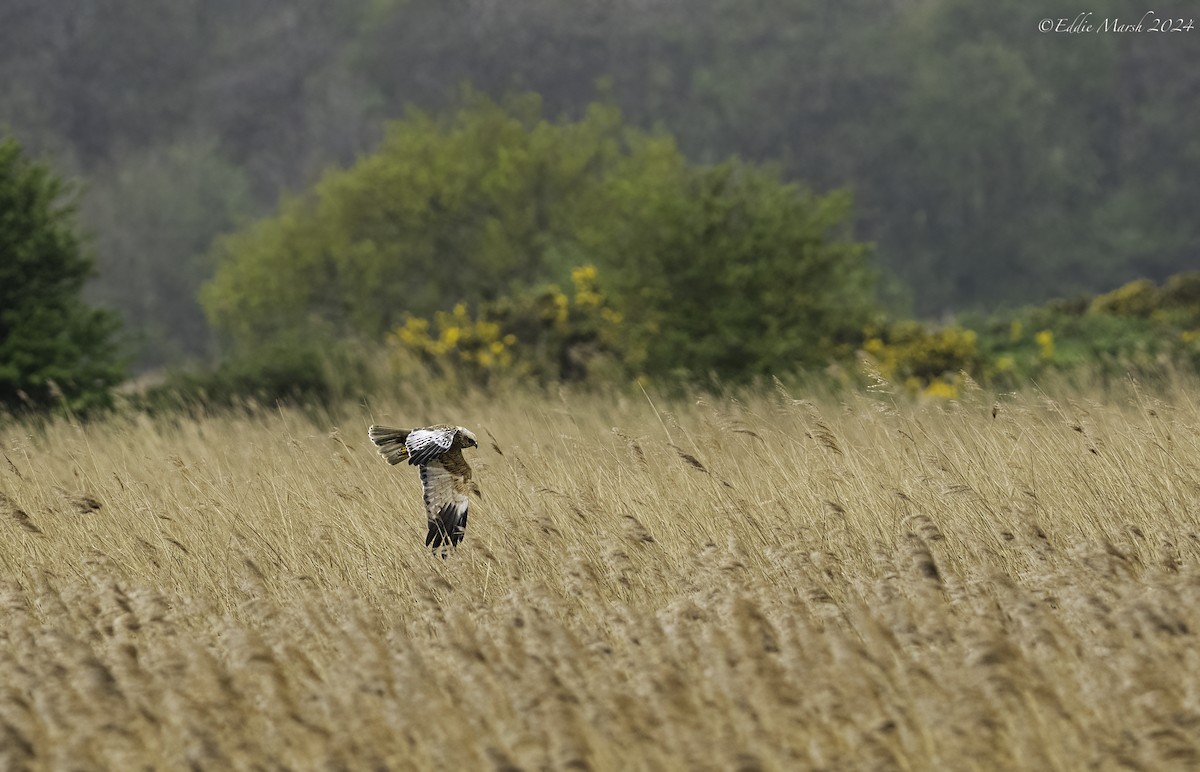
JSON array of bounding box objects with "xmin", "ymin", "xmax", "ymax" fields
[{"xmin": 2, "ymin": 381, "xmax": 1199, "ymax": 770}]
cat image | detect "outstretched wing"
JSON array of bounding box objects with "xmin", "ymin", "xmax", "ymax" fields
[
  {"xmin": 420, "ymin": 457, "xmax": 470, "ymax": 549},
  {"xmin": 405, "ymin": 426, "xmax": 458, "ymax": 466}
]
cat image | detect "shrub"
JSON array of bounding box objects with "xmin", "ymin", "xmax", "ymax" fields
[
  {"xmin": 1161, "ymin": 272, "xmax": 1200, "ymax": 311},
  {"xmin": 965, "ymin": 271, "xmax": 1200, "ymax": 386},
  {"xmin": 388, "ymin": 265, "xmax": 623, "ymax": 386},
  {"xmin": 202, "ymin": 93, "xmax": 877, "ymax": 385},
  {"xmin": 861, "ymin": 322, "xmax": 980, "ymax": 395},
  {"xmin": 591, "ymin": 161, "xmax": 876, "ymax": 381},
  {"xmin": 1089, "ymin": 279, "xmax": 1160, "ymax": 317},
  {"xmin": 201, "ymin": 91, "xmax": 678, "ymax": 347}
]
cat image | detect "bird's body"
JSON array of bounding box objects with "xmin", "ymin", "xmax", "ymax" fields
[{"xmin": 367, "ymin": 424, "xmax": 480, "ymax": 552}]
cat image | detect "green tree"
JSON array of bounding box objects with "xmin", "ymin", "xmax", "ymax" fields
[
  {"xmin": 204, "ymin": 94, "xmax": 876, "ymax": 384},
  {"xmin": 201, "ymin": 91, "xmax": 675, "ymax": 345},
  {"xmin": 0, "ymin": 138, "xmax": 125, "ymax": 415},
  {"xmin": 591, "ymin": 161, "xmax": 875, "ymax": 379}
]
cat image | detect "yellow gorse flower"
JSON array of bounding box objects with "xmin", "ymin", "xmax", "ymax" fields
[
  {"xmin": 386, "ymin": 265, "xmax": 621, "ymax": 382},
  {"xmin": 860, "ymin": 324, "xmax": 979, "ymax": 395},
  {"xmin": 923, "ymin": 380, "xmax": 958, "ymax": 400},
  {"xmin": 1035, "ymin": 329, "xmax": 1055, "ymax": 360}
]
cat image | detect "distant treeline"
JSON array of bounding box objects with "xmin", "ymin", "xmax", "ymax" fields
[{"xmin": 1, "ymin": 0, "xmax": 1197, "ymax": 365}]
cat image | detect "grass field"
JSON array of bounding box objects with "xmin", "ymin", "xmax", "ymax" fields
[{"xmin": 2, "ymin": 379, "xmax": 1200, "ymax": 770}]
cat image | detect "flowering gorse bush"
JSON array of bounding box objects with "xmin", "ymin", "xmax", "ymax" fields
[{"xmin": 388, "ymin": 265, "xmax": 623, "ymax": 386}]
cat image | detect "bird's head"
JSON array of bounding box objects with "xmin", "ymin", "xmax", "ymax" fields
[{"xmin": 458, "ymin": 427, "xmax": 479, "ymax": 449}]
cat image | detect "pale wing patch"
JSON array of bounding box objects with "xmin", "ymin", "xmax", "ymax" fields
[
  {"xmin": 405, "ymin": 427, "xmax": 457, "ymax": 466},
  {"xmin": 419, "ymin": 460, "xmax": 469, "ymax": 527}
]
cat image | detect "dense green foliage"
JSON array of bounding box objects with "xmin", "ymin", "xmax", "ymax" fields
[
  {"xmin": 0, "ymin": 138, "xmax": 124, "ymax": 415},
  {"xmin": 982, "ymin": 274, "xmax": 1200, "ymax": 378},
  {"xmin": 861, "ymin": 273, "xmax": 1200, "ymax": 398},
  {"xmin": 2, "ymin": 0, "xmax": 1197, "ymax": 365},
  {"xmin": 203, "ymin": 95, "xmax": 874, "ymax": 383},
  {"xmin": 389, "ymin": 267, "xmax": 620, "ymax": 387},
  {"xmin": 202, "ymin": 94, "xmax": 656, "ymax": 344},
  {"xmin": 589, "ymin": 163, "xmax": 872, "ymax": 378}
]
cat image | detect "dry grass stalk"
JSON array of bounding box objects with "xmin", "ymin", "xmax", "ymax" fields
[{"xmin": 0, "ymin": 382, "xmax": 1198, "ymax": 768}]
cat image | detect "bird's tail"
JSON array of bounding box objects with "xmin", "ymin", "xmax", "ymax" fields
[{"xmin": 368, "ymin": 425, "xmax": 410, "ymax": 465}]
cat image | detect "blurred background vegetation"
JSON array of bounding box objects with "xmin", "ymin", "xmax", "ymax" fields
[{"xmin": 1, "ymin": 0, "xmax": 1198, "ymax": 414}]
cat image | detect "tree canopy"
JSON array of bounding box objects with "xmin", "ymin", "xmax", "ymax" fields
[
  {"xmin": 0, "ymin": 137, "xmax": 124, "ymax": 414},
  {"xmin": 202, "ymin": 94, "xmax": 875, "ymax": 382}
]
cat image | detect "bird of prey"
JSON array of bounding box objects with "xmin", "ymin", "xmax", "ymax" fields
[{"xmin": 367, "ymin": 424, "xmax": 481, "ymax": 552}]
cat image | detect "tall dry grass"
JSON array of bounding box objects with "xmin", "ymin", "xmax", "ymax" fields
[{"xmin": 2, "ymin": 379, "xmax": 1200, "ymax": 770}]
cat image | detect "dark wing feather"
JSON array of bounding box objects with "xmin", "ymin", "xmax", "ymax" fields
[{"xmin": 426, "ymin": 506, "xmax": 468, "ymax": 549}]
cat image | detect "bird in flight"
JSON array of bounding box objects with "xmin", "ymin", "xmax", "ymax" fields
[{"xmin": 367, "ymin": 424, "xmax": 481, "ymax": 553}]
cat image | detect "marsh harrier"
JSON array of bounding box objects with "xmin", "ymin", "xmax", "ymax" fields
[{"xmin": 368, "ymin": 424, "xmax": 480, "ymax": 552}]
